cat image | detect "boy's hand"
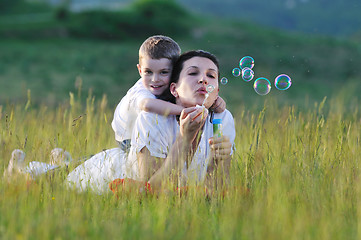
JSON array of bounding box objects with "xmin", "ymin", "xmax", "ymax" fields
[{"xmin": 210, "ymin": 96, "xmax": 226, "ymax": 113}]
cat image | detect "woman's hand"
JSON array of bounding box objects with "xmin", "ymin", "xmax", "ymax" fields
[
  {"xmin": 206, "ymin": 135, "xmax": 232, "ymax": 191},
  {"xmin": 179, "ymin": 107, "xmax": 208, "ymax": 142},
  {"xmin": 208, "ymin": 135, "xmax": 232, "ymax": 167}
]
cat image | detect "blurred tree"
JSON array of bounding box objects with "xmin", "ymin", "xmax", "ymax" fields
[
  {"xmin": 131, "ymin": 0, "xmax": 192, "ymax": 37},
  {"xmin": 65, "ymin": 0, "xmax": 193, "ymax": 40},
  {"xmin": 0, "ymin": 0, "xmax": 25, "ymax": 13},
  {"xmin": 55, "ymin": 0, "xmax": 71, "ymax": 21},
  {"xmin": 0, "ymin": 0, "xmax": 52, "ymax": 14}
]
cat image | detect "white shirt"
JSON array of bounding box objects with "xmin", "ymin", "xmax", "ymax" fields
[
  {"xmin": 66, "ymin": 109, "xmax": 236, "ymax": 194},
  {"xmin": 111, "ymin": 79, "xmax": 156, "ymax": 142},
  {"xmin": 131, "ymin": 110, "xmax": 236, "ymax": 183}
]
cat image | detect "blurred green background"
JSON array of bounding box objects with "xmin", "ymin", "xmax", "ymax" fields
[{"xmin": 0, "ymin": 0, "xmax": 360, "ymax": 113}]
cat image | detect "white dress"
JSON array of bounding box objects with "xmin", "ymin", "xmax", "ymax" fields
[
  {"xmin": 111, "ymin": 78, "xmax": 156, "ymax": 143},
  {"xmin": 24, "ymin": 162, "xmax": 59, "ymax": 179},
  {"xmin": 66, "ymin": 110, "xmax": 236, "ymax": 194}
]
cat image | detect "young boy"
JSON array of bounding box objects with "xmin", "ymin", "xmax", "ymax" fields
[{"xmin": 111, "ymin": 35, "xmax": 225, "ymax": 151}]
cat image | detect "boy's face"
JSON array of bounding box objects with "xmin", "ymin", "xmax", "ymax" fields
[{"xmin": 137, "ymin": 57, "xmax": 173, "ymax": 96}]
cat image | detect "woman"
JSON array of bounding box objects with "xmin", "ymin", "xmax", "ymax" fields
[{"xmin": 66, "ymin": 50, "xmax": 236, "ymax": 194}]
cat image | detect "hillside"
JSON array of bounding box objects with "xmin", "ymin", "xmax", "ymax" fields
[
  {"xmin": 47, "ymin": 0, "xmax": 361, "ymax": 37},
  {"xmin": 0, "ymin": 0, "xmax": 360, "ymax": 113},
  {"xmin": 178, "ymin": 0, "xmax": 361, "ymax": 38}
]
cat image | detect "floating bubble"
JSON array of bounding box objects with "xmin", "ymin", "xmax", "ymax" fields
[
  {"xmin": 253, "ymin": 77, "xmax": 271, "ymax": 95},
  {"xmin": 239, "ymin": 56, "xmax": 255, "ymax": 69},
  {"xmin": 220, "ymin": 77, "xmax": 228, "ymax": 85},
  {"xmin": 232, "ymin": 68, "xmax": 241, "ymax": 77},
  {"xmin": 206, "ymin": 84, "xmax": 215, "ymax": 93},
  {"xmin": 274, "ymin": 74, "xmax": 292, "ymax": 90},
  {"xmin": 242, "ymin": 67, "xmax": 254, "ymax": 82}
]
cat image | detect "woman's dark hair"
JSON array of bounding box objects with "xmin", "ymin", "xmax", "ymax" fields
[{"xmin": 158, "ymin": 50, "xmax": 220, "ymax": 103}]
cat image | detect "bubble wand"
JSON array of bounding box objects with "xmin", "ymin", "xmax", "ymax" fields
[
  {"xmin": 192, "ymin": 84, "xmax": 215, "ymax": 121},
  {"xmin": 202, "ymin": 84, "xmax": 215, "ymax": 107}
]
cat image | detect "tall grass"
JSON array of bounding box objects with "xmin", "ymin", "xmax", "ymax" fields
[{"xmin": 1, "ymin": 93, "xmax": 361, "ymax": 239}]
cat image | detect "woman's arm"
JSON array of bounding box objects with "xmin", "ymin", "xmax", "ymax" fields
[
  {"xmin": 138, "ymin": 135, "xmax": 191, "ymax": 191},
  {"xmin": 205, "ymin": 135, "xmax": 232, "ymax": 191},
  {"xmin": 137, "ymin": 107, "xmax": 208, "ymax": 191}
]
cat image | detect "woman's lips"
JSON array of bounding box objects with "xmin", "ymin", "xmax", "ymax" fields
[{"xmin": 197, "ymin": 87, "xmax": 207, "ymax": 94}]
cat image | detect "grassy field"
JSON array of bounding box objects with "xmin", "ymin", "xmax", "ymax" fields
[
  {"xmin": 1, "ymin": 4, "xmax": 361, "ymax": 238},
  {"xmin": 1, "ymin": 93, "xmax": 361, "ymax": 239}
]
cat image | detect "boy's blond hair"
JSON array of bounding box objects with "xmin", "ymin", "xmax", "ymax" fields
[{"xmin": 139, "ymin": 35, "xmax": 181, "ymax": 65}]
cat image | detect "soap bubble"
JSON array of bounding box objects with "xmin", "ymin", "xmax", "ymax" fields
[
  {"xmin": 206, "ymin": 84, "xmax": 215, "ymax": 93},
  {"xmin": 274, "ymin": 74, "xmax": 292, "ymax": 90},
  {"xmin": 220, "ymin": 77, "xmax": 228, "ymax": 85},
  {"xmin": 253, "ymin": 77, "xmax": 271, "ymax": 95},
  {"xmin": 242, "ymin": 67, "xmax": 254, "ymax": 82},
  {"xmin": 239, "ymin": 56, "xmax": 255, "ymax": 69},
  {"xmin": 232, "ymin": 68, "xmax": 241, "ymax": 77}
]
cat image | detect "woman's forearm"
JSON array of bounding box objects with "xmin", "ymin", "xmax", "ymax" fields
[
  {"xmin": 148, "ymin": 135, "xmax": 193, "ymax": 188},
  {"xmin": 138, "ymin": 134, "xmax": 194, "ymax": 191},
  {"xmin": 139, "ymin": 107, "xmax": 208, "ymax": 191},
  {"xmin": 206, "ymin": 155, "xmax": 231, "ymax": 191}
]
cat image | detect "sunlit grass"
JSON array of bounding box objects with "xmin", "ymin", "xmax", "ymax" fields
[{"xmin": 1, "ymin": 93, "xmax": 361, "ymax": 239}]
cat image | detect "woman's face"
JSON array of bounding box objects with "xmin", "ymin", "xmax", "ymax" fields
[{"xmin": 170, "ymin": 56, "xmax": 219, "ymax": 108}]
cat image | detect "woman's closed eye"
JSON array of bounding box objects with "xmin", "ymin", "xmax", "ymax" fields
[
  {"xmin": 207, "ymin": 70, "xmax": 218, "ymax": 79},
  {"xmin": 188, "ymin": 71, "xmax": 199, "ymax": 76},
  {"xmin": 207, "ymin": 73, "xmax": 216, "ymax": 79}
]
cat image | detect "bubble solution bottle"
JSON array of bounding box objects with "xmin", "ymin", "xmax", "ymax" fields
[{"xmin": 213, "ymin": 119, "xmax": 223, "ymax": 138}]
